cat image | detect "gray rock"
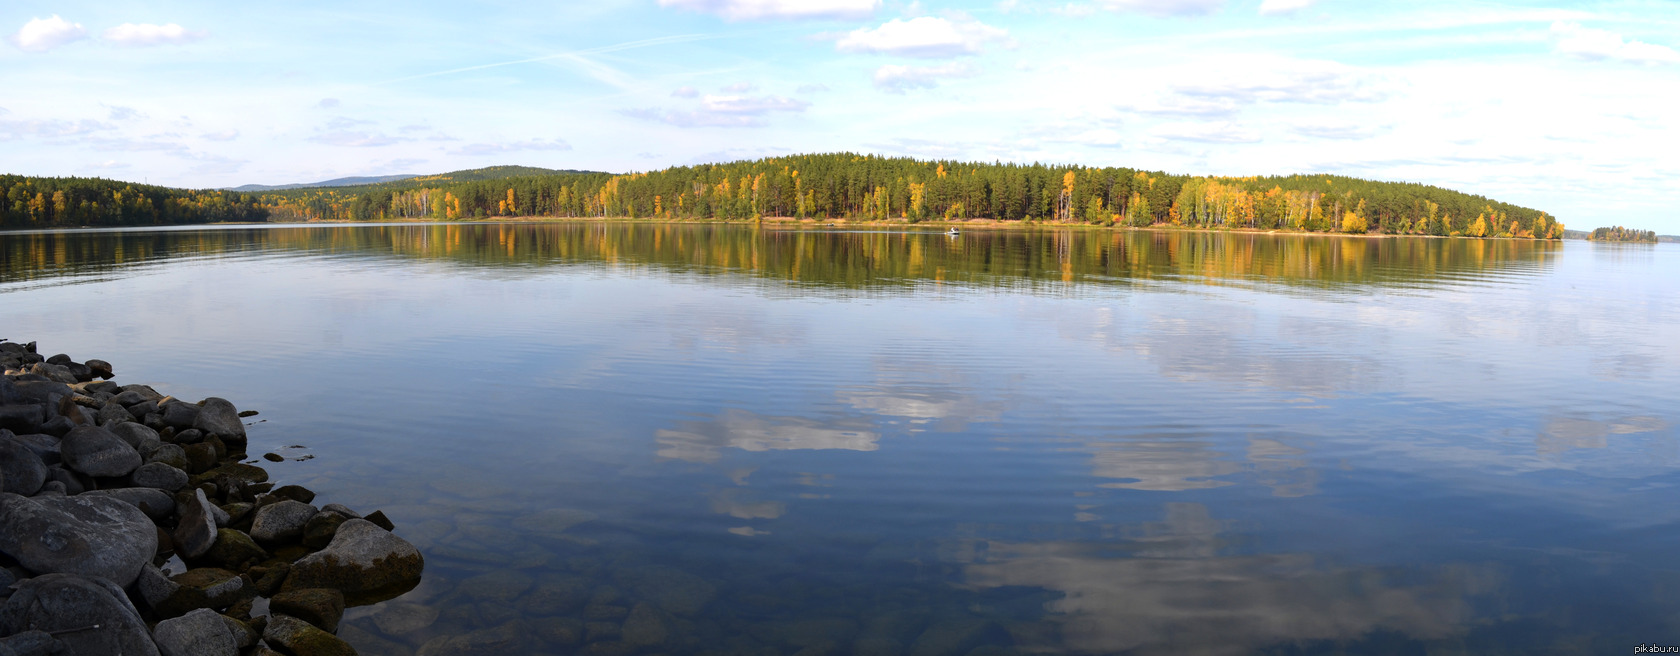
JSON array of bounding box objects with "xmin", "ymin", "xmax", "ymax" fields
[
  {"xmin": 131, "ymin": 461, "xmax": 189, "ymax": 491},
  {"xmin": 43, "ymin": 466, "xmax": 84, "ymax": 495},
  {"xmin": 416, "ymin": 620, "xmax": 527, "ymax": 656},
  {"xmin": 127, "ymin": 399, "xmax": 159, "ymax": 421},
  {"xmin": 201, "ymin": 529, "xmax": 266, "ymax": 571},
  {"xmin": 83, "ymin": 487, "xmax": 176, "ymax": 522},
  {"xmin": 36, "ymin": 416, "xmax": 72, "ymax": 438},
  {"xmin": 161, "ymin": 402, "xmax": 200, "ymax": 430},
  {"xmin": 25, "ymin": 363, "xmax": 75, "ymax": 385},
  {"xmin": 78, "ymin": 380, "xmax": 119, "ymax": 395},
  {"xmin": 11, "ymin": 381, "xmax": 70, "ymax": 405},
  {"xmin": 153, "ymin": 568, "xmax": 255, "ymax": 618},
  {"xmin": 285, "ymin": 518, "xmax": 424, "ymax": 600},
  {"xmin": 319, "ymin": 503, "xmax": 359, "ymax": 519},
  {"xmin": 96, "ymin": 401, "xmax": 132, "ymax": 427},
  {"xmin": 249, "ymin": 500, "xmax": 317, "ymax": 543},
  {"xmin": 173, "ymin": 489, "xmax": 219, "ymax": 559},
  {"xmin": 8, "ymin": 432, "xmax": 60, "ymax": 465},
  {"xmin": 59, "ymin": 425, "xmax": 141, "ymax": 477},
  {"xmin": 119, "ymin": 384, "xmax": 163, "ymax": 401},
  {"xmin": 32, "ymin": 481, "xmax": 65, "ymax": 497},
  {"xmin": 0, "ymin": 437, "xmax": 47, "ymax": 496},
  {"xmin": 0, "ymin": 492, "xmax": 157, "ymax": 586},
  {"xmin": 0, "ymin": 404, "xmax": 44, "ymax": 434},
  {"xmin": 0, "ymin": 573, "xmax": 160, "ymax": 656},
  {"xmin": 0, "ymin": 376, "xmax": 20, "ymax": 404},
  {"xmin": 192, "ymin": 398, "xmax": 245, "ymax": 443},
  {"xmin": 109, "ymin": 421, "xmax": 163, "ymax": 457},
  {"xmin": 269, "ymin": 588, "xmax": 344, "ymax": 633},
  {"xmin": 152, "ymin": 608, "xmax": 239, "ymax": 656},
  {"xmin": 147, "ymin": 443, "xmax": 189, "ymax": 470},
  {"xmin": 113, "ymin": 390, "xmax": 151, "ymax": 406},
  {"xmin": 521, "ymin": 573, "xmax": 591, "ymax": 615},
  {"xmin": 0, "ymin": 630, "xmax": 61, "ymax": 656}
]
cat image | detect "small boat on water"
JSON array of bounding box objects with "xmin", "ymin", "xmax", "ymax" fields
[{"xmin": 946, "ymin": 228, "xmax": 960, "ymax": 236}]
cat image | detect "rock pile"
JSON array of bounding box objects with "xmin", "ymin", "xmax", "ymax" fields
[{"xmin": 0, "ymin": 340, "xmax": 422, "ymax": 656}]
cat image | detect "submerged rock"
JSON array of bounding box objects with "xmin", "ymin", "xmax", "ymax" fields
[
  {"xmin": 269, "ymin": 588, "xmax": 344, "ymax": 633},
  {"xmin": 0, "ymin": 492, "xmax": 157, "ymax": 586},
  {"xmin": 286, "ymin": 519, "xmax": 423, "ymax": 602},
  {"xmin": 263, "ymin": 614, "xmax": 356, "ymax": 656}
]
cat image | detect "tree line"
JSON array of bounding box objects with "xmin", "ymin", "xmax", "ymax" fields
[
  {"xmin": 1, "ymin": 174, "xmax": 268, "ymax": 229},
  {"xmin": 4, "ymin": 154, "xmax": 1562, "ymax": 239}
]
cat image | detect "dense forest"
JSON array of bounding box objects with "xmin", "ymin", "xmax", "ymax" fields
[
  {"xmin": 5, "ymin": 154, "xmax": 1563, "ymax": 239},
  {"xmin": 1587, "ymin": 226, "xmax": 1658, "ymax": 243},
  {"xmin": 0, "ymin": 174, "xmax": 267, "ymax": 229}
]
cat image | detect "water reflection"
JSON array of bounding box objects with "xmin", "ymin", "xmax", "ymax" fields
[
  {"xmin": 656, "ymin": 408, "xmax": 880, "ymax": 462},
  {"xmin": 1, "ymin": 222, "xmax": 1561, "ymax": 293}
]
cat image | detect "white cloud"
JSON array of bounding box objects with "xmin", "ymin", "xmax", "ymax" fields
[
  {"xmin": 659, "ymin": 0, "xmax": 879, "ymax": 21},
  {"xmin": 7, "ymin": 15, "xmax": 88, "ymax": 53},
  {"xmin": 1258, "ymin": 0, "xmax": 1314, "ymax": 15},
  {"xmin": 1153, "ymin": 121, "xmax": 1261, "ymax": 143},
  {"xmin": 1551, "ymin": 22, "xmax": 1680, "ymax": 66},
  {"xmin": 722, "ymin": 82, "xmax": 757, "ymax": 92},
  {"xmin": 105, "ymin": 105, "xmax": 144, "ymax": 121},
  {"xmin": 1097, "ymin": 0, "xmax": 1223, "ymax": 17},
  {"xmin": 796, "ymin": 83, "xmax": 830, "ymax": 93},
  {"xmin": 316, "ymin": 98, "xmax": 341, "ymax": 108},
  {"xmin": 873, "ymin": 61, "xmax": 978, "ymax": 93},
  {"xmin": 450, "ymin": 138, "xmax": 573, "ymax": 156},
  {"xmin": 203, "ymin": 129, "xmax": 240, "ymax": 141},
  {"xmin": 624, "ymin": 94, "xmax": 811, "ymax": 128},
  {"xmin": 88, "ymin": 160, "xmax": 130, "ymax": 170},
  {"xmin": 836, "ymin": 15, "xmax": 1009, "ymax": 58},
  {"xmin": 671, "ymin": 86, "xmax": 699, "ymax": 98},
  {"xmin": 102, "ymin": 23, "xmax": 207, "ymax": 47}
]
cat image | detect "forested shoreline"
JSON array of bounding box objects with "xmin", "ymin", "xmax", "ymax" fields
[
  {"xmin": 4, "ymin": 154, "xmax": 1564, "ymax": 239},
  {"xmin": 1587, "ymin": 226, "xmax": 1658, "ymax": 243}
]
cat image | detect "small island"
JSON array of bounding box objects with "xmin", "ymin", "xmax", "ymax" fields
[{"xmin": 1587, "ymin": 226, "xmax": 1660, "ymax": 243}]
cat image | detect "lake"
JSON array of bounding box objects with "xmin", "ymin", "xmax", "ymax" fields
[{"xmin": 3, "ymin": 222, "xmax": 1677, "ymax": 655}]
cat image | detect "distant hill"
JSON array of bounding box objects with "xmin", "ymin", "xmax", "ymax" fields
[
  {"xmin": 230, "ymin": 166, "xmax": 602, "ymax": 192},
  {"xmin": 229, "ymin": 174, "xmax": 418, "ymax": 192}
]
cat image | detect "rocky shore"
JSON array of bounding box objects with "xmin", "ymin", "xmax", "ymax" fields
[{"xmin": 0, "ymin": 340, "xmax": 423, "ymax": 656}]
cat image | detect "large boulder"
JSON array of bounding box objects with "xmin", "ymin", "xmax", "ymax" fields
[
  {"xmin": 192, "ymin": 398, "xmax": 245, "ymax": 445},
  {"xmin": 174, "ymin": 489, "xmax": 219, "ymax": 559},
  {"xmin": 0, "ymin": 436, "xmax": 47, "ymax": 496},
  {"xmin": 0, "ymin": 492, "xmax": 157, "ymax": 586},
  {"xmin": 7, "ymin": 432, "xmax": 60, "ymax": 465},
  {"xmin": 250, "ymin": 500, "xmax": 317, "ymax": 543},
  {"xmin": 152, "ymin": 608, "xmax": 239, "ymax": 656},
  {"xmin": 263, "ymin": 614, "xmax": 356, "ymax": 656},
  {"xmin": 201, "ymin": 529, "xmax": 267, "ymax": 571},
  {"xmin": 160, "ymin": 402, "xmax": 200, "ymax": 430},
  {"xmin": 0, "ymin": 573, "xmax": 160, "ymax": 656},
  {"xmin": 144, "ymin": 568, "xmax": 256, "ymax": 618},
  {"xmin": 11, "ymin": 381, "xmax": 70, "ymax": 405},
  {"xmin": 131, "ymin": 461, "xmax": 189, "ymax": 491},
  {"xmin": 0, "ymin": 404, "xmax": 44, "ymax": 434},
  {"xmin": 0, "ymin": 630, "xmax": 61, "ymax": 656},
  {"xmin": 59, "ymin": 425, "xmax": 141, "ymax": 477},
  {"xmin": 82, "ymin": 487, "xmax": 176, "ymax": 522},
  {"xmin": 109, "ymin": 422, "xmax": 163, "ymax": 458},
  {"xmin": 285, "ymin": 519, "xmax": 423, "ymax": 601},
  {"xmin": 96, "ymin": 402, "xmax": 132, "ymax": 427}
]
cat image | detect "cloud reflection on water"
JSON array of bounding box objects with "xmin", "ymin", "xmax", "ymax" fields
[
  {"xmin": 959, "ymin": 504, "xmax": 1495, "ymax": 655},
  {"xmin": 656, "ymin": 408, "xmax": 880, "ymax": 463}
]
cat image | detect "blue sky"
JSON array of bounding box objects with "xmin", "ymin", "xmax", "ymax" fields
[{"xmin": 2, "ymin": 0, "xmax": 1677, "ymax": 231}]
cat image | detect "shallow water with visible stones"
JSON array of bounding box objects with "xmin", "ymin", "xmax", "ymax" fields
[{"xmin": 5, "ymin": 222, "xmax": 1680, "ymax": 655}]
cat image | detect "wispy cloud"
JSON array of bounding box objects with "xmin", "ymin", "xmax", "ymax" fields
[
  {"xmin": 449, "ymin": 138, "xmax": 572, "ymax": 156},
  {"xmin": 1551, "ymin": 22, "xmax": 1680, "ymax": 65},
  {"xmin": 103, "ymin": 23, "xmax": 208, "ymax": 47},
  {"xmin": 624, "ymin": 94, "xmax": 810, "ymax": 127},
  {"xmin": 658, "ymin": 0, "xmax": 879, "ymax": 21},
  {"xmin": 1152, "ymin": 121, "xmax": 1261, "ymax": 143},
  {"xmin": 873, "ymin": 61, "xmax": 978, "ymax": 93},
  {"xmin": 1258, "ymin": 0, "xmax": 1314, "ymax": 16},
  {"xmin": 1097, "ymin": 0, "xmax": 1224, "ymax": 17},
  {"xmin": 7, "ymin": 15, "xmax": 87, "ymax": 53}
]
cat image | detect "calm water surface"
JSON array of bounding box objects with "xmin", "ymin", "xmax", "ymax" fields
[{"xmin": 4, "ymin": 223, "xmax": 1678, "ymax": 655}]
